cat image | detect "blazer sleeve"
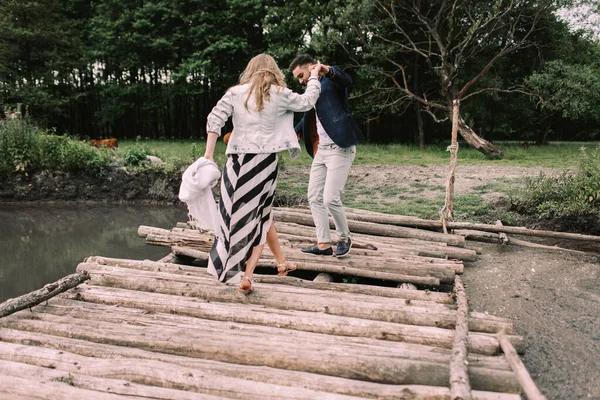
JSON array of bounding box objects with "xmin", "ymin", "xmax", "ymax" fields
[
  {"xmin": 327, "ymin": 66, "xmax": 353, "ymax": 88},
  {"xmin": 281, "ymin": 80, "xmax": 321, "ymax": 112},
  {"xmin": 206, "ymin": 90, "xmax": 234, "ymax": 135},
  {"xmin": 295, "ymin": 116, "xmax": 305, "ymax": 134}
]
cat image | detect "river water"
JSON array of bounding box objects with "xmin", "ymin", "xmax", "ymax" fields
[{"xmin": 0, "ymin": 204, "xmax": 188, "ymax": 302}]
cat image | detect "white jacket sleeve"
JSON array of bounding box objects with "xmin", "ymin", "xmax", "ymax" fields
[
  {"xmin": 206, "ymin": 90, "xmax": 234, "ymax": 135},
  {"xmin": 282, "ymin": 80, "xmax": 321, "ymax": 112}
]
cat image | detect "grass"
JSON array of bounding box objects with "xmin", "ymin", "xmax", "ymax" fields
[
  {"xmin": 118, "ymin": 138, "xmax": 597, "ymax": 223},
  {"xmin": 119, "ymin": 138, "xmax": 596, "ymax": 168}
]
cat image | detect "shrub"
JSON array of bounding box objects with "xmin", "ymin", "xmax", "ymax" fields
[
  {"xmin": 0, "ymin": 118, "xmax": 42, "ymax": 174},
  {"xmin": 123, "ymin": 144, "xmax": 151, "ymax": 166},
  {"xmin": 0, "ymin": 118, "xmax": 112, "ymax": 175},
  {"xmin": 511, "ymin": 146, "xmax": 600, "ymax": 218}
]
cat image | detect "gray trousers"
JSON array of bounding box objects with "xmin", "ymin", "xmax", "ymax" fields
[{"xmin": 307, "ymin": 144, "xmax": 356, "ymax": 243}]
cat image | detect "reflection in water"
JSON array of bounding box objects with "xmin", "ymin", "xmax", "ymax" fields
[{"xmin": 0, "ymin": 204, "xmax": 188, "ymax": 302}]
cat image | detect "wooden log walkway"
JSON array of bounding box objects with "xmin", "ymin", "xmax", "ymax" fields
[{"xmin": 0, "ymin": 207, "xmax": 548, "ymax": 399}]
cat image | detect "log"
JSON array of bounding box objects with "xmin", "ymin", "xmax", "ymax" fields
[
  {"xmin": 260, "ymin": 246, "xmax": 464, "ymax": 275},
  {"xmin": 455, "ymin": 230, "xmax": 587, "ymax": 255},
  {"xmin": 1, "ymin": 302, "xmax": 519, "ymax": 391},
  {"xmin": 450, "ymin": 275, "xmax": 473, "ymax": 400},
  {"xmin": 76, "ymin": 262, "xmax": 515, "ymax": 333},
  {"xmin": 0, "ymin": 329, "xmax": 521, "ymax": 400},
  {"xmin": 172, "ymin": 246, "xmax": 442, "ymax": 286},
  {"xmin": 85, "ymin": 255, "xmax": 455, "ymax": 304},
  {"xmin": 320, "ymin": 208, "xmax": 600, "ymax": 244},
  {"xmin": 0, "ymin": 271, "xmax": 90, "ymax": 318},
  {"xmin": 498, "ymin": 333, "xmax": 547, "ymax": 400},
  {"xmin": 144, "ymin": 224, "xmax": 471, "ymax": 268},
  {"xmin": 0, "ymin": 358, "xmax": 216, "ymax": 400},
  {"xmin": 455, "ymin": 230, "xmax": 502, "ymax": 243},
  {"xmin": 62, "ymin": 285, "xmax": 524, "ymax": 355},
  {"xmin": 272, "ymin": 210, "xmax": 466, "ymax": 247},
  {"xmin": 0, "ymin": 346, "xmax": 360, "ymax": 400},
  {"xmin": 0, "ymin": 373, "xmax": 148, "ymax": 400}
]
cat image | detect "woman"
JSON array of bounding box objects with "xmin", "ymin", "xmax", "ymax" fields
[{"xmin": 204, "ymin": 54, "xmax": 322, "ymax": 294}]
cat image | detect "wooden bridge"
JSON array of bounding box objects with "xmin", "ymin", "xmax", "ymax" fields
[{"xmin": 0, "ymin": 207, "xmax": 550, "ymax": 399}]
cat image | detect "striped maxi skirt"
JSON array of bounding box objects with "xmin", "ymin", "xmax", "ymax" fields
[{"xmin": 208, "ymin": 153, "xmax": 279, "ymax": 282}]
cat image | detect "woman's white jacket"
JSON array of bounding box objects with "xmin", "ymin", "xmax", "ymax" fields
[{"xmin": 206, "ymin": 79, "xmax": 321, "ymax": 159}]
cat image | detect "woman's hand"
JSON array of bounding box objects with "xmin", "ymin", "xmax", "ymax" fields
[{"xmin": 310, "ymin": 62, "xmax": 323, "ymax": 78}]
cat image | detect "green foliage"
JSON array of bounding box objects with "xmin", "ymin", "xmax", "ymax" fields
[
  {"xmin": 0, "ymin": 118, "xmax": 111, "ymax": 175},
  {"xmin": 527, "ymin": 58, "xmax": 600, "ymax": 122},
  {"xmin": 0, "ymin": 119, "xmax": 41, "ymax": 174},
  {"xmin": 122, "ymin": 144, "xmax": 151, "ymax": 166},
  {"xmin": 511, "ymin": 146, "xmax": 600, "ymax": 218}
]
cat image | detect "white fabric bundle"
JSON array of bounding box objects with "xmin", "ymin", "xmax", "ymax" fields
[{"xmin": 178, "ymin": 157, "xmax": 221, "ymax": 238}]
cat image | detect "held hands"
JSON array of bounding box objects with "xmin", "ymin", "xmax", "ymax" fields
[{"xmin": 309, "ymin": 61, "xmax": 329, "ymax": 78}]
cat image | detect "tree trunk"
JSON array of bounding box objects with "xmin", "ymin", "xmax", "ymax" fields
[{"xmin": 457, "ymin": 117, "xmax": 505, "ymax": 159}]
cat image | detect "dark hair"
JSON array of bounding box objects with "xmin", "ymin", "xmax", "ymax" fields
[{"xmin": 288, "ymin": 54, "xmax": 314, "ymax": 72}]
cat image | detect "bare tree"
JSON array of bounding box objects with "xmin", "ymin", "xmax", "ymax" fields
[{"xmin": 335, "ymin": 0, "xmax": 555, "ymax": 158}]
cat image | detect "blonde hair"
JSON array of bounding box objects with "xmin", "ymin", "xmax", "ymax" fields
[{"xmin": 238, "ymin": 54, "xmax": 286, "ymax": 112}]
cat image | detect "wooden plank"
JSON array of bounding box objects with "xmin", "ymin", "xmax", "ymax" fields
[
  {"xmin": 498, "ymin": 333, "xmax": 547, "ymax": 400},
  {"xmin": 1, "ymin": 306, "xmax": 519, "ymax": 392},
  {"xmin": 86, "ymin": 255, "xmax": 456, "ymax": 304},
  {"xmin": 0, "ymin": 345, "xmax": 362, "ymax": 399},
  {"xmin": 172, "ymin": 246, "xmax": 442, "ymax": 286},
  {"xmin": 0, "ymin": 329, "xmax": 521, "ymax": 400},
  {"xmin": 76, "ymin": 262, "xmax": 515, "ymax": 334},
  {"xmin": 450, "ymin": 275, "xmax": 473, "ymax": 400},
  {"xmin": 62, "ymin": 285, "xmax": 524, "ymax": 355}
]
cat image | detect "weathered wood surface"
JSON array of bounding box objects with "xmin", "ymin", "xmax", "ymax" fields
[
  {"xmin": 0, "ymin": 329, "xmax": 521, "ymax": 400},
  {"xmin": 76, "ymin": 261, "xmax": 515, "ymax": 334},
  {"xmin": 0, "ymin": 205, "xmax": 543, "ymax": 399},
  {"xmin": 450, "ymin": 275, "xmax": 473, "ymax": 400},
  {"xmin": 498, "ymin": 333, "xmax": 547, "ymax": 400},
  {"xmin": 0, "ymin": 271, "xmax": 90, "ymax": 318},
  {"xmin": 86, "ymin": 255, "xmax": 455, "ymax": 303},
  {"xmin": 0, "ymin": 358, "xmax": 221, "ymax": 400},
  {"xmin": 141, "ymin": 224, "xmax": 474, "ymax": 266},
  {"xmin": 61, "ymin": 285, "xmax": 523, "ymax": 355},
  {"xmin": 1, "ymin": 300, "xmax": 519, "ymax": 392},
  {"xmin": 172, "ymin": 245, "xmax": 444, "ymax": 286},
  {"xmin": 314, "ymin": 206, "xmax": 600, "ymax": 243},
  {"xmin": 272, "ymin": 209, "xmax": 467, "ymax": 247},
  {"xmin": 0, "ymin": 345, "xmax": 363, "ymax": 400}
]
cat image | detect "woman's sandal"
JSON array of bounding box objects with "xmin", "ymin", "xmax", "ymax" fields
[
  {"xmin": 277, "ymin": 262, "xmax": 297, "ymax": 277},
  {"xmin": 238, "ymin": 277, "xmax": 254, "ymax": 294}
]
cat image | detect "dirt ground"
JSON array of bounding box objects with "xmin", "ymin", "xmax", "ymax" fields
[{"xmin": 343, "ymin": 165, "xmax": 600, "ymax": 400}]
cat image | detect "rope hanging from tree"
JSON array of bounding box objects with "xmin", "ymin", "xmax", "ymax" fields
[{"xmin": 441, "ymin": 99, "xmax": 460, "ymax": 234}]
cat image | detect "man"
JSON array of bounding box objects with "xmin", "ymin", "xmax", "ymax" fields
[{"xmin": 289, "ymin": 54, "xmax": 364, "ymax": 257}]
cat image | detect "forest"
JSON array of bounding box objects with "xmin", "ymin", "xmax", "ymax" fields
[{"xmin": 1, "ymin": 0, "xmax": 599, "ymax": 157}]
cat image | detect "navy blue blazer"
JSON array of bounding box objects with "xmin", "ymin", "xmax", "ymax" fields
[{"xmin": 294, "ymin": 66, "xmax": 364, "ymax": 158}]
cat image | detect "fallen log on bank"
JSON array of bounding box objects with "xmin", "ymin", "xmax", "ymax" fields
[
  {"xmin": 0, "ymin": 271, "xmax": 90, "ymax": 318},
  {"xmin": 454, "ymin": 230, "xmax": 588, "ymax": 255},
  {"xmin": 305, "ymin": 206, "xmax": 600, "ymax": 244}
]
